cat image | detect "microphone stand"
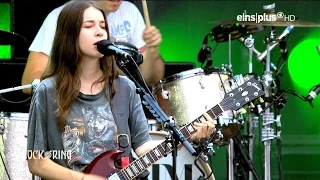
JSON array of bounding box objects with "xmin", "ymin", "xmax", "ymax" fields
[
  {"xmin": 0, "ymin": 83, "xmax": 37, "ymax": 94},
  {"xmin": 115, "ymin": 56, "xmax": 197, "ymax": 180},
  {"xmin": 0, "ymin": 80, "xmax": 40, "ymax": 113}
]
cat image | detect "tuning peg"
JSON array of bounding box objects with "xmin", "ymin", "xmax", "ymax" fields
[
  {"xmin": 259, "ymin": 97, "xmax": 264, "ymax": 103},
  {"xmin": 250, "ymin": 102, "xmax": 255, "ymax": 108},
  {"xmin": 240, "ymin": 108, "xmax": 247, "ymax": 114}
]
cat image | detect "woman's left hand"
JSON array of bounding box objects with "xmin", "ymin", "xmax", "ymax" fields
[{"xmin": 189, "ymin": 113, "xmax": 215, "ymax": 142}]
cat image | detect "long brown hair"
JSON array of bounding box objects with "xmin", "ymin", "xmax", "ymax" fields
[{"xmin": 41, "ymin": 1, "xmax": 117, "ymax": 130}]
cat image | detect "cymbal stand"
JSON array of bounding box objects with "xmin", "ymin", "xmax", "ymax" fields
[
  {"xmin": 261, "ymin": 38, "xmax": 276, "ymax": 180},
  {"xmin": 226, "ymin": 33, "xmax": 235, "ymax": 180},
  {"xmin": 227, "ymin": 138, "xmax": 235, "ymax": 180},
  {"xmin": 244, "ymin": 35, "xmax": 254, "ymax": 73},
  {"xmin": 243, "ymin": 34, "xmax": 258, "ymax": 180},
  {"xmin": 228, "ymin": 34, "xmax": 234, "ymax": 76}
]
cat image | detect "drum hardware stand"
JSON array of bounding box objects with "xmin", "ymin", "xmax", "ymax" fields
[
  {"xmin": 0, "ymin": 112, "xmax": 6, "ymax": 135},
  {"xmin": 227, "ymin": 138, "xmax": 235, "ymax": 180},
  {"xmin": 230, "ymin": 135, "xmax": 261, "ymax": 180},
  {"xmin": 115, "ymin": 55, "xmax": 197, "ymax": 180},
  {"xmin": 243, "ymin": 34, "xmax": 260, "ymax": 180},
  {"xmin": 261, "ymin": 29, "xmax": 278, "ymax": 180},
  {"xmin": 245, "ymin": 115, "xmax": 259, "ymax": 180},
  {"xmin": 228, "ymin": 33, "xmax": 258, "ymax": 180},
  {"xmin": 227, "ymin": 34, "xmax": 233, "ymax": 76},
  {"xmin": 194, "ymin": 127, "xmax": 222, "ymax": 180}
]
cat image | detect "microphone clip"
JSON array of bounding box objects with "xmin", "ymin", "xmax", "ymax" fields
[
  {"xmin": 279, "ymin": 38, "xmax": 288, "ymax": 60},
  {"xmin": 243, "ymin": 35, "xmax": 254, "ymax": 49}
]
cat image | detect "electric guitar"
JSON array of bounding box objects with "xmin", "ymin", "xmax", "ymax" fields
[{"xmin": 84, "ymin": 77, "xmax": 265, "ymax": 180}]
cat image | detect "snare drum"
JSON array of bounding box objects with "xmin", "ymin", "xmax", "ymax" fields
[
  {"xmin": 0, "ymin": 112, "xmax": 32, "ymax": 180},
  {"xmin": 153, "ymin": 68, "xmax": 241, "ymax": 140},
  {"xmin": 146, "ymin": 131, "xmax": 215, "ymax": 180}
]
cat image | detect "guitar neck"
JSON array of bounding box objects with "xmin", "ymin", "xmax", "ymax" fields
[{"xmin": 115, "ymin": 104, "xmax": 224, "ymax": 180}]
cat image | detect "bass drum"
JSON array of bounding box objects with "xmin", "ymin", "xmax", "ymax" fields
[{"xmin": 146, "ymin": 131, "xmax": 215, "ymax": 180}]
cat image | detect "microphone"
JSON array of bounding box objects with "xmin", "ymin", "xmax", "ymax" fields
[
  {"xmin": 198, "ymin": 34, "xmax": 210, "ymax": 63},
  {"xmin": 306, "ymin": 84, "xmax": 320, "ymax": 102},
  {"xmin": 258, "ymin": 25, "xmax": 294, "ymax": 61},
  {"xmin": 96, "ymin": 39, "xmax": 131, "ymax": 58},
  {"xmin": 238, "ymin": 37, "xmax": 278, "ymax": 71},
  {"xmin": 279, "ymin": 39, "xmax": 287, "ymax": 54}
]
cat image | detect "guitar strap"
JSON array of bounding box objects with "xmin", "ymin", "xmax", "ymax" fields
[
  {"xmin": 111, "ymin": 78, "xmax": 150, "ymax": 180},
  {"xmin": 110, "ymin": 79, "xmax": 132, "ymax": 158}
]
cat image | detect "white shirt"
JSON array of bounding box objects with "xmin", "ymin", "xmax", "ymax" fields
[{"xmin": 29, "ymin": 1, "xmax": 146, "ymax": 56}]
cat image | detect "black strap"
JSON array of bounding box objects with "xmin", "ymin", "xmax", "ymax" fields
[{"xmin": 111, "ymin": 78, "xmax": 150, "ymax": 179}]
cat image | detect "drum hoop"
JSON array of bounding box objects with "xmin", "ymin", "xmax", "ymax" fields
[
  {"xmin": 149, "ymin": 131, "xmax": 215, "ymax": 180},
  {"xmin": 154, "ymin": 68, "xmax": 230, "ymax": 89},
  {"xmin": 160, "ymin": 68, "xmax": 203, "ymax": 84}
]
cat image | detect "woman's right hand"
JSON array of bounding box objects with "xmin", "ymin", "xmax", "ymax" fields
[{"xmin": 82, "ymin": 174, "xmax": 108, "ymax": 180}]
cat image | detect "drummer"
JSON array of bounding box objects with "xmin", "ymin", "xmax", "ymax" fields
[{"xmin": 21, "ymin": 0, "xmax": 165, "ymax": 95}]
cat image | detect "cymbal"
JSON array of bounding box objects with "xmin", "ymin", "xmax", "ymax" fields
[
  {"xmin": 0, "ymin": 30, "xmax": 26, "ymax": 45},
  {"xmin": 211, "ymin": 23, "xmax": 264, "ymax": 43}
]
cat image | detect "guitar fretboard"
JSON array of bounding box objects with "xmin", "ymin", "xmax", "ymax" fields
[{"xmin": 115, "ymin": 104, "xmax": 224, "ymax": 180}]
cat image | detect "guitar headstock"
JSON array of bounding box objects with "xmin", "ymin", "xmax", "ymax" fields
[{"xmin": 220, "ymin": 77, "xmax": 265, "ymax": 111}]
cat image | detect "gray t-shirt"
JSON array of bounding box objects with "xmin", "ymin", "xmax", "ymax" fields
[{"xmin": 27, "ymin": 76, "xmax": 151, "ymax": 172}]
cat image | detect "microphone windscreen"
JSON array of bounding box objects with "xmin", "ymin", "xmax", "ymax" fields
[{"xmin": 96, "ymin": 39, "xmax": 112, "ymax": 54}]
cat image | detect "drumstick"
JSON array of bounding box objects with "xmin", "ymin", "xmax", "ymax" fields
[{"xmin": 142, "ymin": 0, "xmax": 151, "ymax": 27}]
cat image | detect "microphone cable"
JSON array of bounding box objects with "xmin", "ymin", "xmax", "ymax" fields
[{"xmin": 125, "ymin": 55, "xmax": 156, "ymax": 101}]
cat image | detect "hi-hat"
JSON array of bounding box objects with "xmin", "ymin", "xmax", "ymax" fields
[
  {"xmin": 0, "ymin": 30, "xmax": 26, "ymax": 45},
  {"xmin": 211, "ymin": 23, "xmax": 264, "ymax": 43}
]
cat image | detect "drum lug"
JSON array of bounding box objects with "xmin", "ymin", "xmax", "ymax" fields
[
  {"xmin": 159, "ymin": 80, "xmax": 169, "ymax": 100},
  {"xmin": 199, "ymin": 77, "xmax": 205, "ymax": 89},
  {"xmin": 217, "ymin": 130, "xmax": 224, "ymax": 139},
  {"xmin": 161, "ymin": 90, "xmax": 169, "ymax": 99}
]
